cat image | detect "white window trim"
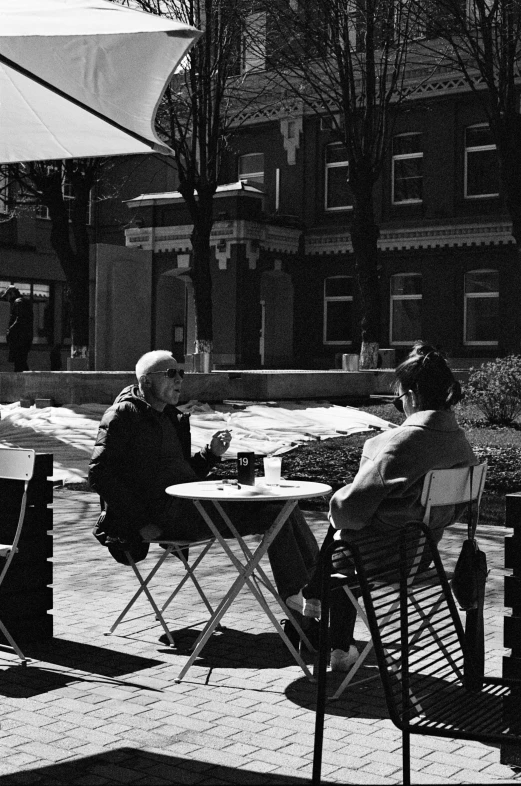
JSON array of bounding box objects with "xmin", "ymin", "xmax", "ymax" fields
[
  {"xmin": 463, "ymin": 269, "xmax": 499, "ymax": 346},
  {"xmin": 323, "ymin": 276, "xmax": 353, "ymax": 345},
  {"xmin": 464, "ymin": 124, "xmax": 499, "ymax": 200},
  {"xmin": 391, "ymin": 133, "xmax": 423, "ymax": 205},
  {"xmin": 325, "ymin": 144, "xmax": 352, "ymax": 212},
  {"xmin": 389, "ymin": 274, "xmax": 422, "ymax": 346}
]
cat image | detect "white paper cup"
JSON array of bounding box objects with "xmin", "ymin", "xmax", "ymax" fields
[{"xmin": 263, "ymin": 456, "xmax": 281, "ymax": 486}]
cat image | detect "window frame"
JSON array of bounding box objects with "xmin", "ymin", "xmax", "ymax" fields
[
  {"xmin": 324, "ymin": 142, "xmax": 352, "ymax": 212},
  {"xmin": 463, "ymin": 268, "xmax": 499, "ymax": 347},
  {"xmin": 389, "ymin": 272, "xmax": 423, "ymax": 346},
  {"xmin": 323, "ymin": 275, "xmax": 354, "ymax": 345},
  {"xmin": 464, "ymin": 124, "xmax": 500, "ymax": 200},
  {"xmin": 391, "ymin": 132, "xmax": 423, "ymax": 205},
  {"xmin": 238, "ymin": 152, "xmax": 265, "ymax": 186},
  {"xmin": 0, "ymin": 279, "xmax": 53, "ymax": 345},
  {"xmin": 36, "ymin": 174, "xmax": 93, "ymax": 224}
]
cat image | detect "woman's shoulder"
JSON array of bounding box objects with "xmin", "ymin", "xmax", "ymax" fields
[{"xmin": 363, "ymin": 425, "xmax": 409, "ymax": 456}]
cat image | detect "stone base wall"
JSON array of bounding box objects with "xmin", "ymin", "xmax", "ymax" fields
[{"xmin": 0, "ymin": 369, "xmax": 470, "ymax": 406}]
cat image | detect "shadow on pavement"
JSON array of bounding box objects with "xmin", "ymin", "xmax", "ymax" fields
[
  {"xmin": 286, "ymin": 666, "xmax": 507, "ymax": 748},
  {"xmin": 0, "ymin": 747, "xmax": 326, "ymax": 785},
  {"xmin": 0, "ymin": 665, "xmax": 73, "ymax": 698},
  {"xmin": 159, "ymin": 626, "xmax": 315, "ymax": 670},
  {"xmin": 285, "ymin": 664, "xmax": 388, "ymax": 720},
  {"xmin": 0, "ymin": 663, "xmax": 165, "ymax": 699},
  {"xmin": 14, "ymin": 638, "xmax": 163, "ymax": 678}
]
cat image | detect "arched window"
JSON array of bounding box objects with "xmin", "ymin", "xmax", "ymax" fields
[
  {"xmin": 323, "ymin": 276, "xmax": 353, "ymax": 344},
  {"xmin": 390, "ymin": 273, "xmax": 422, "ymax": 345},
  {"xmin": 464, "ymin": 269, "xmax": 499, "ymax": 345}
]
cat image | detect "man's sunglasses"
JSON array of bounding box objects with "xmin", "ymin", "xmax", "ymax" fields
[
  {"xmin": 393, "ymin": 391, "xmax": 408, "ymax": 413},
  {"xmin": 146, "ymin": 368, "xmax": 184, "ymax": 380}
]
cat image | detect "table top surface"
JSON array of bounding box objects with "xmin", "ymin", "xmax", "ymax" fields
[{"xmin": 165, "ymin": 478, "xmax": 332, "ymax": 502}]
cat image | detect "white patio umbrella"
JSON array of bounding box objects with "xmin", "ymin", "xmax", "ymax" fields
[{"xmin": 0, "ymin": 0, "xmax": 201, "ymax": 163}]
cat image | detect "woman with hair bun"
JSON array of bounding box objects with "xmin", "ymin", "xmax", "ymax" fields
[{"xmin": 286, "ymin": 342, "xmax": 477, "ymax": 672}]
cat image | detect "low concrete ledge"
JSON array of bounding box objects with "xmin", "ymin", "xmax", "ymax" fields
[
  {"xmin": 0, "ymin": 369, "xmax": 470, "ymax": 407},
  {"xmin": 0, "ymin": 369, "xmax": 399, "ymax": 406}
]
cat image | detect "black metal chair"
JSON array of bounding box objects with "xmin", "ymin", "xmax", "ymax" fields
[{"xmin": 312, "ymin": 521, "xmax": 521, "ymax": 786}]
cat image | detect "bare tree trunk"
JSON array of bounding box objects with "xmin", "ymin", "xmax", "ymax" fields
[
  {"xmin": 190, "ymin": 219, "xmax": 214, "ymax": 356},
  {"xmin": 351, "ymin": 175, "xmax": 381, "ymax": 369},
  {"xmin": 32, "ymin": 163, "xmax": 93, "ymax": 361}
]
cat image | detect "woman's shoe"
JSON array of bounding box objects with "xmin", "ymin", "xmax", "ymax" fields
[{"xmin": 330, "ymin": 645, "xmax": 359, "ymax": 672}]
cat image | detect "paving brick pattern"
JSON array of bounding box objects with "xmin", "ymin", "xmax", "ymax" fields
[{"xmin": 0, "ymin": 488, "xmax": 519, "ymax": 784}]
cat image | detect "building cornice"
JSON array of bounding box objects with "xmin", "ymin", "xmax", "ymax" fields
[
  {"xmin": 125, "ymin": 220, "xmax": 301, "ymax": 262},
  {"xmin": 306, "ymin": 220, "xmax": 515, "ymax": 255},
  {"xmin": 233, "ymin": 64, "xmax": 519, "ymax": 127}
]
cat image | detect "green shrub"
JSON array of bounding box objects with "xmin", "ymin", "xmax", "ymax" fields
[{"xmin": 465, "ymin": 355, "xmax": 521, "ymax": 426}]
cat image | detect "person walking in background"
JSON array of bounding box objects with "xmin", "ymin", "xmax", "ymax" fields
[{"xmin": 0, "ymin": 285, "xmax": 33, "ymax": 371}]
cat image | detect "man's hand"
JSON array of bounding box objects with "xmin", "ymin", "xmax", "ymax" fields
[{"xmin": 209, "ymin": 429, "xmax": 232, "ymax": 457}]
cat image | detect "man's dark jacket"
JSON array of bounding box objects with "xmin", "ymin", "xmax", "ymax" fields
[{"xmin": 89, "ymin": 385, "xmax": 219, "ymax": 562}]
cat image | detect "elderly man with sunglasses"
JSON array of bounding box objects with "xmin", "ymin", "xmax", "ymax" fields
[{"xmin": 89, "ymin": 350, "xmax": 319, "ymax": 606}]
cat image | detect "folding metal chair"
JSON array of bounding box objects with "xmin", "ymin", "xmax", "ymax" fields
[
  {"xmin": 325, "ymin": 462, "xmax": 487, "ymax": 700},
  {"xmin": 0, "ymin": 447, "xmax": 36, "ymax": 666},
  {"xmin": 107, "ymin": 536, "xmax": 218, "ymax": 647}
]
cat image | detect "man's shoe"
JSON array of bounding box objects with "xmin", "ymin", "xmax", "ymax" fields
[
  {"xmin": 286, "ymin": 590, "xmax": 321, "ymax": 619},
  {"xmin": 330, "ymin": 645, "xmax": 359, "ymax": 672}
]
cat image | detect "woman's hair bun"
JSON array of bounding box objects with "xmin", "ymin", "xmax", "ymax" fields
[{"xmin": 394, "ymin": 342, "xmax": 459, "ymax": 410}]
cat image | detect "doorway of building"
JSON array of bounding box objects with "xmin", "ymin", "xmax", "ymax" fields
[
  {"xmin": 155, "ymin": 269, "xmax": 195, "ymax": 359},
  {"xmin": 259, "ymin": 269, "xmax": 294, "ymax": 367}
]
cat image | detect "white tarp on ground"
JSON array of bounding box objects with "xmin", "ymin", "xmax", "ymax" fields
[
  {"xmin": 0, "ymin": 0, "xmax": 200, "ymax": 162},
  {"xmin": 0, "ymin": 400, "xmax": 395, "ymax": 484}
]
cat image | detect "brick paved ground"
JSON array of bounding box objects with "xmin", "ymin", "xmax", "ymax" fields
[{"xmin": 0, "ymin": 488, "xmax": 520, "ymax": 785}]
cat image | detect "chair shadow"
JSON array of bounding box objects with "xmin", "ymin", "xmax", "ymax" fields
[
  {"xmin": 11, "ymin": 638, "xmax": 163, "ymax": 678},
  {"xmin": 0, "ymin": 664, "xmax": 74, "ymax": 698},
  {"xmin": 159, "ymin": 625, "xmax": 316, "ymax": 670},
  {"xmin": 285, "ymin": 655, "xmax": 389, "ymax": 719},
  {"xmin": 285, "ymin": 657, "xmax": 506, "ymax": 742}
]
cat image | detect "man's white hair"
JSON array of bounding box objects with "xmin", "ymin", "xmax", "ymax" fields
[{"xmin": 135, "ymin": 350, "xmax": 176, "ymax": 380}]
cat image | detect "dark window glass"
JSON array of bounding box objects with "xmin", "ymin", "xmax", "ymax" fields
[
  {"xmin": 326, "ymin": 300, "xmax": 353, "ymax": 343},
  {"xmin": 391, "ymin": 274, "xmax": 422, "ymax": 296},
  {"xmin": 326, "ymin": 164, "xmax": 352, "ymax": 209},
  {"xmin": 466, "ymin": 126, "xmax": 494, "ymax": 148},
  {"xmin": 467, "ymin": 149, "xmax": 500, "ymax": 197},
  {"xmin": 394, "ymin": 157, "xmax": 423, "ymax": 202},
  {"xmin": 466, "ymin": 297, "xmax": 499, "ymax": 343},
  {"xmin": 465, "ymin": 270, "xmax": 499, "ymax": 294},
  {"xmin": 325, "ymin": 277, "xmax": 353, "ymax": 298},
  {"xmin": 392, "ymin": 134, "xmax": 422, "ymax": 156},
  {"xmin": 392, "ymin": 299, "xmax": 422, "ymax": 343}
]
